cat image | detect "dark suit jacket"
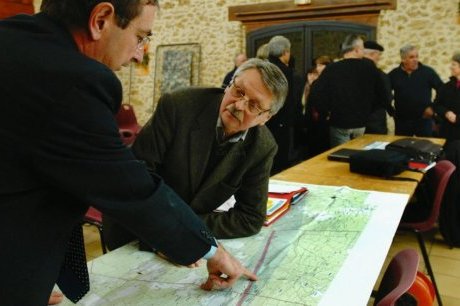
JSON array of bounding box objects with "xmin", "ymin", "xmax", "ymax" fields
[
  {"xmin": 0, "ymin": 13, "xmax": 215, "ymax": 305},
  {"xmin": 266, "ymin": 57, "xmax": 304, "ymax": 173},
  {"xmin": 434, "ymin": 77, "xmax": 460, "ymax": 143},
  {"xmin": 132, "ymin": 87, "xmax": 277, "ymax": 238},
  {"xmin": 311, "ymin": 58, "xmax": 387, "ymax": 128}
]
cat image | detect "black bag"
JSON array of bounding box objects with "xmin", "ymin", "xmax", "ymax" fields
[
  {"xmin": 349, "ymin": 149, "xmax": 410, "ymax": 178},
  {"xmin": 385, "ymin": 138, "xmax": 442, "ymax": 163}
]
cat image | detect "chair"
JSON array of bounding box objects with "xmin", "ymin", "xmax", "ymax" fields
[
  {"xmin": 398, "ymin": 160, "xmax": 456, "ymax": 306},
  {"xmin": 116, "ymin": 103, "xmax": 141, "ymax": 146},
  {"xmin": 373, "ymin": 249, "xmax": 420, "ymax": 306},
  {"xmin": 83, "ymin": 207, "xmax": 107, "ymax": 254}
]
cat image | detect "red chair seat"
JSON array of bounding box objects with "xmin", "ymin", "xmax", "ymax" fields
[{"xmin": 116, "ymin": 104, "xmax": 141, "ymax": 146}]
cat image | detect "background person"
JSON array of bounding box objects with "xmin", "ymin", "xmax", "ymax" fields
[
  {"xmin": 363, "ymin": 40, "xmax": 394, "ymax": 134},
  {"xmin": 303, "ymin": 55, "xmax": 333, "ymax": 158},
  {"xmin": 222, "ymin": 53, "xmax": 247, "ymax": 88},
  {"xmin": 309, "ymin": 34, "xmax": 386, "ymax": 147},
  {"xmin": 389, "ymin": 44, "xmax": 443, "ymax": 136},
  {"xmin": 434, "ymin": 53, "xmax": 460, "ymax": 144},
  {"xmin": 256, "ymin": 43, "xmax": 269, "ymax": 60},
  {"xmin": 266, "ymin": 35, "xmax": 304, "ymax": 173}
]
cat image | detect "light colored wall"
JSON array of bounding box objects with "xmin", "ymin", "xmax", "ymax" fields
[
  {"xmin": 33, "ymin": 0, "xmax": 460, "ymax": 125},
  {"xmin": 378, "ymin": 0, "xmax": 460, "ymax": 77},
  {"xmin": 132, "ymin": 0, "xmax": 282, "ymax": 124}
]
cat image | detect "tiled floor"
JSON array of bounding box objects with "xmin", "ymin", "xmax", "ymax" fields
[
  {"xmin": 369, "ymin": 231, "xmax": 460, "ymax": 306},
  {"xmin": 83, "ymin": 224, "xmax": 460, "ymax": 305}
]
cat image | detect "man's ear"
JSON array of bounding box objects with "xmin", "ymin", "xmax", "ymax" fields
[{"xmin": 88, "ymin": 3, "xmax": 116, "ymax": 40}]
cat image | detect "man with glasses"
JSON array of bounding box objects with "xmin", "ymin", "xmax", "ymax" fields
[
  {"xmin": 0, "ymin": 0, "xmax": 259, "ymax": 304},
  {"xmin": 104, "ymin": 58, "xmax": 288, "ymax": 250}
]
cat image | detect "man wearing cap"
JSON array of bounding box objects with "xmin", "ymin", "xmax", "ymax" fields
[
  {"xmin": 363, "ymin": 40, "xmax": 394, "ymax": 134},
  {"xmin": 309, "ymin": 34, "xmax": 387, "ymax": 147}
]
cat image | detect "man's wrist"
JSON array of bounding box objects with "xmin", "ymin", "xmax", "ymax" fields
[{"xmin": 202, "ymin": 238, "xmax": 218, "ymax": 260}]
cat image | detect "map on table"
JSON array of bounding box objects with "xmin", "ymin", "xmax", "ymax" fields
[{"xmin": 61, "ymin": 183, "xmax": 401, "ymax": 306}]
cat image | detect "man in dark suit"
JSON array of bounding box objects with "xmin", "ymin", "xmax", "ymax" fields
[
  {"xmin": 266, "ymin": 35, "xmax": 304, "ymax": 174},
  {"xmin": 0, "ymin": 1, "xmax": 255, "ymax": 305},
  {"xmin": 104, "ymin": 59, "xmax": 288, "ymax": 249},
  {"xmin": 363, "ymin": 40, "xmax": 394, "ymax": 134},
  {"xmin": 310, "ymin": 34, "xmax": 387, "ymax": 147}
]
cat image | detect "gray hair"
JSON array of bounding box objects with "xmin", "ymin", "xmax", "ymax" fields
[
  {"xmin": 256, "ymin": 43, "xmax": 269, "ymax": 60},
  {"xmin": 341, "ymin": 34, "xmax": 363, "ymax": 55},
  {"xmin": 232, "ymin": 58, "xmax": 288, "ymax": 115},
  {"xmin": 267, "ymin": 35, "xmax": 291, "ymax": 58},
  {"xmin": 453, "ymin": 53, "xmax": 460, "ymax": 64},
  {"xmin": 400, "ymin": 44, "xmax": 417, "ymax": 59}
]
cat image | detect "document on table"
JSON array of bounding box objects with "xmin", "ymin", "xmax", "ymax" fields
[{"xmin": 363, "ymin": 141, "xmax": 389, "ymax": 150}]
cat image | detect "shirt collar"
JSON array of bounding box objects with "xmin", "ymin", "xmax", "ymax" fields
[{"xmin": 216, "ymin": 117, "xmax": 248, "ymax": 144}]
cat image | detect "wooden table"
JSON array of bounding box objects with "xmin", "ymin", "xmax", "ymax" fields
[
  {"xmin": 273, "ymin": 134, "xmax": 445, "ymax": 197},
  {"xmin": 61, "ymin": 134, "xmax": 445, "ymax": 306}
]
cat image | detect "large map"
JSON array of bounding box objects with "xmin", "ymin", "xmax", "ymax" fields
[{"xmin": 61, "ymin": 182, "xmax": 408, "ymax": 306}]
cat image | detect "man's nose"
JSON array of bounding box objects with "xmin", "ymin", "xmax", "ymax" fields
[
  {"xmin": 132, "ymin": 48, "xmax": 144, "ymax": 63},
  {"xmin": 234, "ymin": 98, "xmax": 247, "ymax": 110}
]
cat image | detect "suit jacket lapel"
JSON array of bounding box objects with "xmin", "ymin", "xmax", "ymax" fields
[
  {"xmin": 189, "ymin": 97, "xmax": 220, "ymax": 193},
  {"xmin": 198, "ymin": 141, "xmax": 246, "ymax": 193}
]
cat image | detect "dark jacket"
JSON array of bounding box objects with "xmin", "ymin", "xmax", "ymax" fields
[
  {"xmin": 363, "ymin": 57, "xmax": 394, "ymax": 134},
  {"xmin": 310, "ymin": 58, "xmax": 386, "ymax": 129},
  {"xmin": 434, "ymin": 77, "xmax": 460, "ymax": 142},
  {"xmin": 389, "ymin": 63, "xmax": 443, "ymax": 120},
  {"xmin": 0, "ymin": 13, "xmax": 215, "ymax": 305},
  {"xmin": 266, "ymin": 56, "xmax": 304, "ymax": 173},
  {"xmin": 222, "ymin": 67, "xmax": 236, "ymax": 88},
  {"xmin": 132, "ymin": 87, "xmax": 276, "ymax": 238}
]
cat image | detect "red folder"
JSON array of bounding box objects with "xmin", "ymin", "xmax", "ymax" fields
[{"xmin": 264, "ymin": 187, "xmax": 308, "ymax": 226}]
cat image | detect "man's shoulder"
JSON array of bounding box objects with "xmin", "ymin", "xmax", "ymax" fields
[
  {"xmin": 417, "ymin": 63, "xmax": 439, "ymax": 75},
  {"xmin": 389, "ymin": 65, "xmax": 403, "ymax": 76},
  {"xmin": 158, "ymin": 87, "xmax": 223, "ymax": 120},
  {"xmin": 247, "ymin": 125, "xmax": 277, "ymax": 151},
  {"xmin": 168, "ymin": 87, "xmax": 224, "ymax": 101}
]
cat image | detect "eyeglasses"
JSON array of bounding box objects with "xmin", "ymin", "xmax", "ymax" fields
[
  {"xmin": 228, "ymin": 81, "xmax": 271, "ymax": 115},
  {"xmin": 137, "ymin": 36, "xmax": 151, "ymax": 50}
]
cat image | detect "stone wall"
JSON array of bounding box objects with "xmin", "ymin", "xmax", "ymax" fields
[
  {"xmin": 137, "ymin": 0, "xmax": 460, "ymax": 125},
  {"xmin": 378, "ymin": 0, "xmax": 460, "ymax": 77},
  {"xmin": 131, "ymin": 0, "xmax": 282, "ymax": 124},
  {"xmin": 32, "ymin": 0, "xmax": 460, "ymax": 125}
]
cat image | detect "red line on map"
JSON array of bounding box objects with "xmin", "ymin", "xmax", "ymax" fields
[{"xmin": 236, "ymin": 230, "xmax": 276, "ymax": 306}]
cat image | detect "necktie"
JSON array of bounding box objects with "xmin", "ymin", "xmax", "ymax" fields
[{"xmin": 56, "ymin": 225, "xmax": 90, "ymax": 303}]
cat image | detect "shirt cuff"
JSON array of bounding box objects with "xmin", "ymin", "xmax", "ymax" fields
[{"xmin": 202, "ymin": 239, "xmax": 218, "ymax": 259}]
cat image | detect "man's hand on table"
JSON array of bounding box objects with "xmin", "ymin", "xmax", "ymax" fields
[{"xmin": 201, "ymin": 244, "xmax": 257, "ymax": 291}]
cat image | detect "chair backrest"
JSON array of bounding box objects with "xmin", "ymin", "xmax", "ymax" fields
[
  {"xmin": 115, "ymin": 104, "xmax": 141, "ymax": 145},
  {"xmin": 84, "ymin": 207, "xmax": 102, "ymax": 225},
  {"xmin": 413, "ymin": 160, "xmax": 456, "ymax": 232},
  {"xmin": 374, "ymin": 249, "xmax": 420, "ymax": 306},
  {"xmin": 116, "ymin": 104, "xmax": 140, "ymax": 128}
]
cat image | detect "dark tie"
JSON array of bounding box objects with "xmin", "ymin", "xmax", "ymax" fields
[{"xmin": 56, "ymin": 225, "xmax": 90, "ymax": 303}]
